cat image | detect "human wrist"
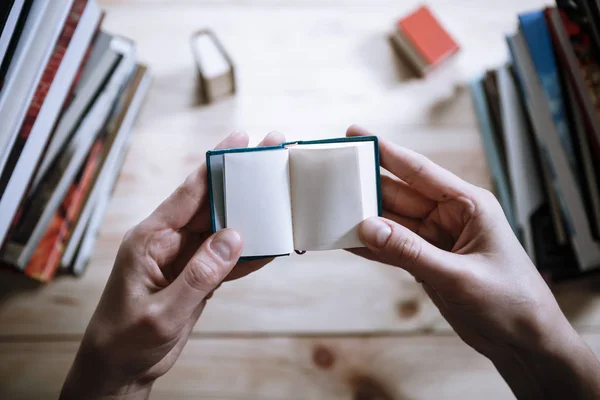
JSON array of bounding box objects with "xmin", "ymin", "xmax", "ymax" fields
[
  {"xmin": 61, "ymin": 362, "xmax": 154, "ymax": 400},
  {"xmin": 490, "ymin": 322, "xmax": 600, "ymax": 399},
  {"xmin": 60, "ymin": 339, "xmax": 155, "ymax": 400},
  {"xmin": 61, "ymin": 380, "xmax": 153, "ymax": 400}
]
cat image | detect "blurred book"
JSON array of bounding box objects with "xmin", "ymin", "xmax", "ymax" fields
[
  {"xmin": 390, "ymin": 5, "xmax": 460, "ymax": 77},
  {"xmin": 0, "ymin": 0, "xmax": 150, "ymax": 283},
  {"xmin": 23, "ymin": 139, "xmax": 103, "ymax": 282},
  {"xmin": 62, "ymin": 64, "xmax": 151, "ymax": 273},
  {"xmin": 470, "ymin": 75, "xmax": 517, "ymax": 232},
  {"xmin": 0, "ymin": 0, "xmax": 32, "ymax": 87},
  {"xmin": 191, "ymin": 30, "xmax": 235, "ymax": 103},
  {"xmin": 0, "ymin": 0, "xmax": 101, "ymax": 248},
  {"xmin": 470, "ymin": 0, "xmax": 600, "ymax": 281}
]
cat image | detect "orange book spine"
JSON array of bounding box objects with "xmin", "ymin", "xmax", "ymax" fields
[{"xmin": 24, "ymin": 140, "xmax": 103, "ymax": 282}]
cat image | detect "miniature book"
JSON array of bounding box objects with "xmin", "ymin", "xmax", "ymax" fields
[
  {"xmin": 391, "ymin": 5, "xmax": 460, "ymax": 77},
  {"xmin": 190, "ymin": 29, "xmax": 235, "ymax": 103},
  {"xmin": 207, "ymin": 136, "xmax": 382, "ymax": 259}
]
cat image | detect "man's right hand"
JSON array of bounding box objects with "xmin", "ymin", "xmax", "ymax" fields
[{"xmin": 348, "ymin": 125, "xmax": 600, "ymax": 399}]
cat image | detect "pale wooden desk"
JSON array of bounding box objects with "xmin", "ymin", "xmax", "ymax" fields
[{"xmin": 2, "ymin": 0, "xmax": 600, "ymax": 398}]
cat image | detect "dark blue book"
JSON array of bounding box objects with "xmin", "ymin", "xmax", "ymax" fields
[{"xmin": 519, "ymin": 11, "xmax": 582, "ymax": 191}]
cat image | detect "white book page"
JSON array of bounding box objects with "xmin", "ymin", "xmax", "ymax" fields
[
  {"xmin": 289, "ymin": 141, "xmax": 378, "ymax": 251},
  {"xmin": 193, "ymin": 33, "xmax": 230, "ymax": 79},
  {"xmin": 357, "ymin": 142, "xmax": 378, "ymax": 219},
  {"xmin": 224, "ymin": 149, "xmax": 294, "ymax": 257},
  {"xmin": 209, "ymin": 154, "xmax": 225, "ymax": 231}
]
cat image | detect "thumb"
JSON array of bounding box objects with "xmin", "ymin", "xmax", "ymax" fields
[
  {"xmin": 161, "ymin": 229, "xmax": 243, "ymax": 319},
  {"xmin": 359, "ymin": 217, "xmax": 458, "ymax": 286}
]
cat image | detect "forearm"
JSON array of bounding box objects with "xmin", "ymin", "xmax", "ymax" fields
[
  {"xmin": 61, "ymin": 374, "xmax": 152, "ymax": 400},
  {"xmin": 60, "ymin": 344, "xmax": 154, "ymax": 400},
  {"xmin": 60, "ymin": 386, "xmax": 152, "ymax": 400},
  {"xmin": 491, "ymin": 327, "xmax": 600, "ymax": 399}
]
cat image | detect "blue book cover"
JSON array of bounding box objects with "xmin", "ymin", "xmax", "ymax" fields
[
  {"xmin": 518, "ymin": 11, "xmax": 580, "ymax": 188},
  {"xmin": 507, "ymin": 32, "xmax": 573, "ymax": 239}
]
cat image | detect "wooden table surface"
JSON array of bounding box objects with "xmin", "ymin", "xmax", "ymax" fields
[{"xmin": 3, "ymin": 0, "xmax": 600, "ymax": 399}]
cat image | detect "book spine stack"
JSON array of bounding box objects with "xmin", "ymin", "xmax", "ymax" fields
[
  {"xmin": 470, "ymin": 0, "xmax": 600, "ymax": 282},
  {"xmin": 0, "ymin": 0, "xmax": 151, "ymax": 283}
]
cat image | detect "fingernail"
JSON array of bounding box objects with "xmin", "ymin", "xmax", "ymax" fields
[
  {"xmin": 211, "ymin": 230, "xmax": 242, "ymax": 261},
  {"xmin": 361, "ymin": 218, "xmax": 392, "ymax": 248},
  {"xmin": 228, "ymin": 129, "xmax": 245, "ymax": 139},
  {"xmin": 348, "ymin": 124, "xmax": 370, "ymax": 136},
  {"xmin": 266, "ymin": 131, "xmax": 285, "ymax": 142}
]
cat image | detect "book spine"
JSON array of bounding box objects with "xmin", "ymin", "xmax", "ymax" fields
[
  {"xmin": 0, "ymin": 6, "xmax": 100, "ymax": 251},
  {"xmin": 470, "ymin": 77, "xmax": 518, "ymax": 232},
  {"xmin": 556, "ymin": 8, "xmax": 600, "ymax": 160},
  {"xmin": 0, "ymin": 0, "xmax": 32, "ymax": 89},
  {"xmin": 506, "ymin": 33, "xmax": 569, "ymax": 244},
  {"xmin": 60, "ymin": 12, "xmax": 104, "ymax": 114},
  {"xmin": 519, "ymin": 11, "xmax": 581, "ymax": 188},
  {"xmin": 0, "ymin": 0, "xmax": 88, "ymax": 196},
  {"xmin": 508, "ymin": 31, "xmax": 600, "ymax": 270},
  {"xmin": 23, "ymin": 139, "xmax": 103, "ymax": 283},
  {"xmin": 19, "ymin": 0, "xmax": 88, "ymax": 141}
]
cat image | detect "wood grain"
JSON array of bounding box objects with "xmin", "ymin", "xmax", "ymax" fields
[
  {"xmin": 2, "ymin": 0, "xmax": 600, "ymax": 398},
  {"xmin": 1, "ymin": 0, "xmax": 575, "ymax": 338},
  {"xmin": 2, "ymin": 333, "xmax": 598, "ymax": 400},
  {"xmin": 0, "ymin": 335, "xmax": 525, "ymax": 399}
]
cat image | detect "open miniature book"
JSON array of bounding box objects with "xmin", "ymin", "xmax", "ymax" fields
[{"xmin": 207, "ymin": 136, "xmax": 382, "ymax": 259}]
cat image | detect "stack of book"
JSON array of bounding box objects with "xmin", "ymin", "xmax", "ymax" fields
[
  {"xmin": 471, "ymin": 0, "xmax": 600, "ymax": 282},
  {"xmin": 0, "ymin": 0, "xmax": 151, "ymax": 283}
]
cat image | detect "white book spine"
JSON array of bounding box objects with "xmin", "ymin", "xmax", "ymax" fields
[
  {"xmin": 0, "ymin": 1, "xmax": 101, "ymax": 247},
  {"xmin": 3, "ymin": 41, "xmax": 137, "ymax": 269},
  {"xmin": 62, "ymin": 69, "xmax": 151, "ymax": 267},
  {"xmin": 497, "ymin": 64, "xmax": 544, "ymax": 258},
  {"xmin": 0, "ymin": 0, "xmax": 74, "ymax": 176},
  {"xmin": 0, "ymin": 0, "xmax": 26, "ymax": 65},
  {"xmin": 32, "ymin": 39, "xmax": 121, "ymax": 191}
]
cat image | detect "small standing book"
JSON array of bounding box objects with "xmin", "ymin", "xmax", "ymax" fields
[
  {"xmin": 391, "ymin": 5, "xmax": 460, "ymax": 77},
  {"xmin": 190, "ymin": 29, "xmax": 235, "ymax": 103},
  {"xmin": 207, "ymin": 136, "xmax": 382, "ymax": 259}
]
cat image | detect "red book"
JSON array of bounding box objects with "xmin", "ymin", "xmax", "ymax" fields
[
  {"xmin": 392, "ymin": 5, "xmax": 460, "ymax": 76},
  {"xmin": 24, "ymin": 140, "xmax": 103, "ymax": 283},
  {"xmin": 546, "ymin": 8, "xmax": 600, "ymax": 159}
]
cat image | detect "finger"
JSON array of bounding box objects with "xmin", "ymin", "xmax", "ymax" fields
[
  {"xmin": 346, "ymin": 125, "xmax": 474, "ymax": 201},
  {"xmin": 258, "ymin": 131, "xmax": 286, "ymax": 147},
  {"xmin": 345, "ymin": 212, "xmax": 418, "ymax": 265},
  {"xmin": 358, "ymin": 216, "xmax": 461, "ymax": 287},
  {"xmin": 373, "ymin": 210, "xmax": 455, "ymax": 252},
  {"xmin": 159, "ymin": 229, "xmax": 243, "ymax": 320},
  {"xmin": 224, "ymin": 258, "xmax": 275, "ymax": 281},
  {"xmin": 382, "ymin": 210, "xmax": 420, "ymax": 233},
  {"xmin": 159, "ymin": 231, "xmax": 209, "ymax": 281},
  {"xmin": 381, "ymin": 175, "xmax": 436, "ymax": 218},
  {"xmin": 346, "ymin": 247, "xmax": 380, "ymax": 263},
  {"xmin": 147, "ymin": 131, "xmax": 250, "ymax": 231}
]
